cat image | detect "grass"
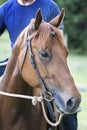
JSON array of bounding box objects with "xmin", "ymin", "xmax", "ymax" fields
[
  {"xmin": 0, "ymin": 31, "xmax": 11, "ymax": 60},
  {"xmin": 67, "ymin": 53, "xmax": 87, "ymax": 130},
  {"xmin": 78, "ymin": 91, "xmax": 87, "ymax": 130},
  {"xmin": 68, "ymin": 54, "xmax": 87, "ymax": 87},
  {"xmin": 0, "ymin": 31, "xmax": 87, "ymax": 130}
]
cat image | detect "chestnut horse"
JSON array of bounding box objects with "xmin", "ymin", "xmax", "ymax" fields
[{"xmin": 0, "ymin": 9, "xmax": 81, "ymax": 130}]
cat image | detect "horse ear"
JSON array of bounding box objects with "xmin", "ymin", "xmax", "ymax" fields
[
  {"xmin": 35, "ymin": 8, "xmax": 42, "ymax": 30},
  {"xmin": 49, "ymin": 8, "xmax": 65, "ymax": 28}
]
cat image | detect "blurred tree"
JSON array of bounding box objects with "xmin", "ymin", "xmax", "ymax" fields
[
  {"xmin": 55, "ymin": 0, "xmax": 87, "ymax": 53},
  {"xmin": 0, "ymin": 0, "xmax": 7, "ymax": 5}
]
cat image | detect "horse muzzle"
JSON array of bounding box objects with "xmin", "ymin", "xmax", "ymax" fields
[{"xmin": 53, "ymin": 92, "xmax": 81, "ymax": 114}]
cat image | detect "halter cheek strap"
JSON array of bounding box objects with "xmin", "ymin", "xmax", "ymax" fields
[
  {"xmin": 20, "ymin": 32, "xmax": 47, "ymax": 91},
  {"xmin": 20, "ymin": 32, "xmax": 57, "ymax": 122},
  {"xmin": 26, "ymin": 33, "xmax": 56, "ymax": 122},
  {"xmin": 28, "ymin": 38, "xmax": 47, "ymax": 92}
]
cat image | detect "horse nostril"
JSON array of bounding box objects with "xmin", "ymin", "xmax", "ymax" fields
[{"xmin": 66, "ymin": 97, "xmax": 80, "ymax": 112}]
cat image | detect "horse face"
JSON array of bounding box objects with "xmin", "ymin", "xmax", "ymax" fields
[{"xmin": 21, "ymin": 9, "xmax": 81, "ymax": 114}]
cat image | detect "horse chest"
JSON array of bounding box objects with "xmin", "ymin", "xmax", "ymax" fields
[{"xmin": 0, "ymin": 99, "xmax": 47, "ymax": 130}]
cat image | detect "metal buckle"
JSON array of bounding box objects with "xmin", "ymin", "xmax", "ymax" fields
[{"xmin": 42, "ymin": 92, "xmax": 54, "ymax": 102}]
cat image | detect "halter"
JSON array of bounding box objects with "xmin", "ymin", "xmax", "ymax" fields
[
  {"xmin": 26, "ymin": 32, "xmax": 47, "ymax": 92},
  {"xmin": 20, "ymin": 31, "xmax": 58, "ymax": 120},
  {"xmin": 0, "ymin": 31, "xmax": 63, "ymax": 127}
]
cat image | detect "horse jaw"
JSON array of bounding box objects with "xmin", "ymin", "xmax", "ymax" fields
[{"xmin": 49, "ymin": 8, "xmax": 65, "ymax": 28}]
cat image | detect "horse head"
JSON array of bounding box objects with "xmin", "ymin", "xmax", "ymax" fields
[{"xmin": 17, "ymin": 9, "xmax": 81, "ymax": 115}]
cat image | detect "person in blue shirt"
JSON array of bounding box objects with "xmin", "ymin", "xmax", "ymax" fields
[
  {"xmin": 0, "ymin": 0, "xmax": 63, "ymax": 48},
  {"xmin": 0, "ymin": 0, "xmax": 77, "ymax": 130},
  {"xmin": 0, "ymin": 0, "xmax": 63, "ymax": 74}
]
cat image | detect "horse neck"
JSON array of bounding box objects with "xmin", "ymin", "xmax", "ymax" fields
[
  {"xmin": 1, "ymin": 63, "xmax": 31, "ymax": 96},
  {"xmin": 0, "ymin": 48, "xmax": 31, "ymax": 96},
  {"xmin": 0, "ymin": 26, "xmax": 41, "ymax": 95}
]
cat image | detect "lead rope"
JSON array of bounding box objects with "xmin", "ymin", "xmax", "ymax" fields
[
  {"xmin": 0, "ymin": 90, "xmax": 42, "ymax": 105},
  {"xmin": 41, "ymin": 101, "xmax": 63, "ymax": 127},
  {"xmin": 0, "ymin": 90, "xmax": 63, "ymax": 127}
]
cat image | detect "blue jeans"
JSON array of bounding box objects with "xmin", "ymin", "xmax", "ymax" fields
[{"xmin": 60, "ymin": 114, "xmax": 77, "ymax": 130}]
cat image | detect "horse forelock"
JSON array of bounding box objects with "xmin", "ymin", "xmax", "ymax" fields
[
  {"xmin": 23, "ymin": 20, "xmax": 68, "ymax": 61},
  {"xmin": 32, "ymin": 21, "xmax": 68, "ymax": 59}
]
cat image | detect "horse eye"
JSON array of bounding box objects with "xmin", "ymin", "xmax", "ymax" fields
[{"xmin": 39, "ymin": 49, "xmax": 51, "ymax": 61}]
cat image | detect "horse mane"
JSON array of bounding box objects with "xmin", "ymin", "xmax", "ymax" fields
[{"xmin": 2, "ymin": 23, "xmax": 32, "ymax": 83}]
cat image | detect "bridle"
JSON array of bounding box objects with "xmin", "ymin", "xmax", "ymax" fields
[
  {"xmin": 21, "ymin": 31, "xmax": 63, "ymax": 125},
  {"xmin": 21, "ymin": 31, "xmax": 47, "ymax": 92},
  {"xmin": 0, "ymin": 30, "xmax": 63, "ymax": 127}
]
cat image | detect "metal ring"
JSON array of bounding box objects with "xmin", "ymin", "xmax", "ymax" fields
[{"xmin": 43, "ymin": 92, "xmax": 54, "ymax": 102}]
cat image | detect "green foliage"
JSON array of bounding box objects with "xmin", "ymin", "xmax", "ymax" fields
[
  {"xmin": 55, "ymin": 0, "xmax": 87, "ymax": 53},
  {"xmin": 0, "ymin": 0, "xmax": 7, "ymax": 5}
]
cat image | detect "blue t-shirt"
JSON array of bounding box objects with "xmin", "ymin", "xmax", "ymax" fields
[{"xmin": 0, "ymin": 0, "xmax": 63, "ymax": 48}]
